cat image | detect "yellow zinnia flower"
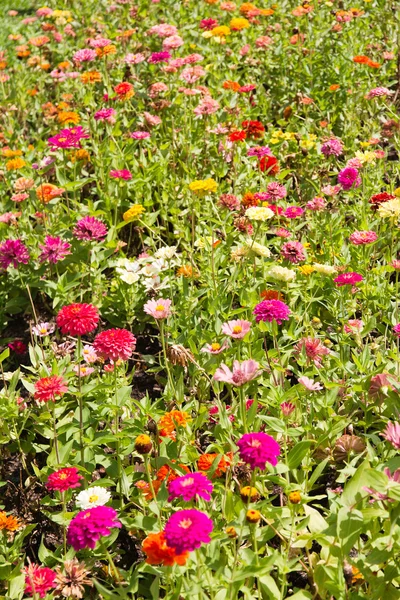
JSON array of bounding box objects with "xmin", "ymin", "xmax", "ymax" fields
[{"xmin": 123, "ymin": 204, "xmax": 145, "ymax": 222}]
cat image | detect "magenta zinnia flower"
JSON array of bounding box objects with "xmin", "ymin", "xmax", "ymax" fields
[
  {"xmin": 338, "ymin": 167, "xmax": 361, "ymax": 190},
  {"xmin": 213, "ymin": 359, "xmax": 260, "ymax": 386},
  {"xmin": 73, "ymin": 48, "xmax": 97, "ymax": 63},
  {"xmin": 24, "ymin": 564, "xmax": 56, "ymax": 599},
  {"xmin": 164, "ymin": 509, "xmax": 213, "ymax": 554},
  {"xmin": 237, "ymin": 432, "xmax": 280, "ymax": 470},
  {"xmin": 73, "ymin": 216, "xmax": 108, "ymax": 242},
  {"xmin": 67, "ymin": 506, "xmax": 121, "ymax": 550},
  {"xmin": 110, "ymin": 169, "xmax": 132, "ymax": 180},
  {"xmin": 56, "ymin": 303, "xmax": 99, "ymax": 336},
  {"xmin": 148, "ymin": 51, "xmax": 171, "ymax": 64},
  {"xmin": 0, "ymin": 239, "xmax": 29, "ymax": 269},
  {"xmin": 253, "ymin": 300, "xmax": 291, "ymax": 325},
  {"xmin": 94, "ymin": 108, "xmax": 116, "ymax": 122},
  {"xmin": 93, "ymin": 328, "xmax": 136, "ymax": 362},
  {"xmin": 39, "ymin": 236, "xmax": 71, "ymax": 263},
  {"xmin": 281, "ymin": 241, "xmax": 306, "ymax": 263},
  {"xmin": 284, "ymin": 206, "xmax": 304, "ymax": 219},
  {"xmin": 47, "ymin": 467, "xmax": 83, "ymax": 492},
  {"xmin": 393, "ymin": 324, "xmax": 400, "ymax": 337},
  {"xmin": 221, "ymin": 319, "xmax": 251, "ymax": 339},
  {"xmin": 334, "ymin": 272, "xmax": 363, "ymax": 286},
  {"xmin": 168, "ymin": 472, "xmax": 213, "ymax": 502}
]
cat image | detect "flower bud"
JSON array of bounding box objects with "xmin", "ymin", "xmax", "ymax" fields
[{"xmin": 134, "ymin": 434, "xmax": 153, "ymax": 455}]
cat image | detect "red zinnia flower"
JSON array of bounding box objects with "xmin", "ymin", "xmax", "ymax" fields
[
  {"xmin": 259, "ymin": 155, "xmax": 279, "ymax": 174},
  {"xmin": 229, "ymin": 131, "xmax": 246, "ymax": 142},
  {"xmin": 56, "ymin": 303, "xmax": 99, "ymax": 336},
  {"xmin": 24, "ymin": 564, "xmax": 56, "ymax": 599},
  {"xmin": 34, "ymin": 375, "xmax": 68, "ymax": 402},
  {"xmin": 93, "ymin": 328, "xmax": 136, "ymax": 362},
  {"xmin": 241, "ymin": 120, "xmax": 265, "ymax": 139},
  {"xmin": 369, "ymin": 192, "xmax": 395, "ymax": 209},
  {"xmin": 46, "ymin": 467, "xmax": 83, "ymax": 492}
]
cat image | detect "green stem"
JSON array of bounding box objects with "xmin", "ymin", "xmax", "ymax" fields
[{"xmin": 76, "ymin": 336, "xmax": 85, "ymax": 471}]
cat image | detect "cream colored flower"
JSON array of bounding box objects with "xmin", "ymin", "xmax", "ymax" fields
[
  {"xmin": 245, "ymin": 240, "xmax": 271, "ymax": 257},
  {"xmin": 312, "ymin": 263, "xmax": 337, "ymax": 275},
  {"xmin": 268, "ymin": 265, "xmax": 296, "ymax": 282},
  {"xmin": 378, "ymin": 198, "xmax": 400, "ymax": 219},
  {"xmin": 245, "ymin": 206, "xmax": 274, "ymax": 221}
]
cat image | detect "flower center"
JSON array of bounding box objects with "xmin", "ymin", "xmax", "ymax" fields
[
  {"xmin": 40, "ymin": 328, "xmax": 47, "ymax": 334},
  {"xmin": 155, "ymin": 304, "xmax": 165, "ymax": 311},
  {"xmin": 211, "ymin": 343, "xmax": 221, "ymax": 351},
  {"xmin": 58, "ymin": 137, "xmax": 67, "ymax": 142},
  {"xmin": 180, "ymin": 477, "xmax": 194, "ymax": 487},
  {"xmin": 59, "ymin": 473, "xmax": 68, "ymax": 479},
  {"xmin": 232, "ymin": 325, "xmax": 242, "ymax": 333},
  {"xmin": 179, "ymin": 518, "xmax": 192, "ymax": 529},
  {"xmin": 251, "ymin": 439, "xmax": 262, "ymax": 448},
  {"xmin": 89, "ymin": 494, "xmax": 99, "ymax": 503}
]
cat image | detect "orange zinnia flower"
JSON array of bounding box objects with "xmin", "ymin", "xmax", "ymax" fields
[
  {"xmin": 241, "ymin": 191, "xmax": 259, "ymax": 208},
  {"xmin": 6, "ymin": 158, "xmax": 26, "ymax": 171},
  {"xmin": 197, "ymin": 452, "xmax": 233, "ymax": 478},
  {"xmin": 329, "ymin": 84, "xmax": 340, "ymax": 91},
  {"xmin": 158, "ymin": 410, "xmax": 191, "ymax": 435},
  {"xmin": 0, "ymin": 511, "xmax": 21, "ymax": 532},
  {"xmin": 81, "ymin": 71, "xmax": 102, "ymax": 84},
  {"xmin": 156, "ymin": 462, "xmax": 190, "ymax": 483},
  {"xmin": 135, "ymin": 479, "xmax": 161, "ymax": 500},
  {"xmin": 96, "ymin": 45, "xmax": 117, "ymax": 58},
  {"xmin": 58, "ymin": 111, "xmax": 80, "ymax": 125},
  {"xmin": 352, "ymin": 55, "xmax": 370, "ymax": 64},
  {"xmin": 260, "ymin": 289, "xmax": 284, "ymax": 301},
  {"xmin": 142, "ymin": 532, "xmax": 189, "ymax": 566},
  {"xmin": 36, "ymin": 183, "xmax": 65, "ymax": 204},
  {"xmin": 223, "ymin": 80, "xmax": 241, "ymax": 92}
]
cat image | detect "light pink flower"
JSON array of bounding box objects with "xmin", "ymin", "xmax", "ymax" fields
[
  {"xmin": 382, "ymin": 422, "xmax": 400, "ymax": 449},
  {"xmin": 344, "ymin": 319, "xmax": 363, "ymax": 333},
  {"xmin": 306, "ymin": 196, "xmax": 326, "ymax": 211},
  {"xmin": 294, "ymin": 337, "xmax": 330, "ymax": 367},
  {"xmin": 144, "ymin": 298, "xmax": 172, "ymax": 319},
  {"xmin": 194, "ymin": 97, "xmax": 220, "ymax": 116},
  {"xmin": 221, "ymin": 319, "xmax": 251, "ymax": 339},
  {"xmin": 322, "ymin": 184, "xmax": 341, "ymax": 196},
  {"xmin": 143, "ymin": 112, "xmax": 162, "ymax": 126},
  {"xmin": 213, "ymin": 359, "xmax": 261, "ymax": 386},
  {"xmin": 298, "ymin": 376, "xmax": 323, "ymax": 391},
  {"xmin": 124, "ymin": 53, "xmax": 146, "ymax": 64},
  {"xmin": 181, "ymin": 66, "xmax": 206, "ymax": 84},
  {"xmin": 163, "ymin": 35, "xmax": 184, "ymax": 50},
  {"xmin": 201, "ymin": 340, "xmax": 229, "ymax": 354},
  {"xmin": 349, "ymin": 230, "xmax": 377, "ymax": 245},
  {"xmin": 73, "ymin": 48, "xmax": 97, "ymax": 63}
]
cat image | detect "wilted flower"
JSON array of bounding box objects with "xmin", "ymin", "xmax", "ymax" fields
[{"xmin": 54, "ymin": 558, "xmax": 92, "ymax": 599}]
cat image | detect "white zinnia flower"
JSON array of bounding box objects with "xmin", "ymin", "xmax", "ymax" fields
[
  {"xmin": 312, "ymin": 263, "xmax": 337, "ymax": 275},
  {"xmin": 75, "ymin": 486, "xmax": 111, "ymax": 510},
  {"xmin": 155, "ymin": 246, "xmax": 177, "ymax": 260},
  {"xmin": 246, "ymin": 240, "xmax": 271, "ymax": 257},
  {"xmin": 245, "ymin": 206, "xmax": 274, "ymax": 221},
  {"xmin": 268, "ymin": 265, "xmax": 296, "ymax": 282}
]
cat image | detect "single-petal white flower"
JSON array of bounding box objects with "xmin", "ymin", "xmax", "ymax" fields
[{"xmin": 75, "ymin": 486, "xmax": 111, "ymax": 510}]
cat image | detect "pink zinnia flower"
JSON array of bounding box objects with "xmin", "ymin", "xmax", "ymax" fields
[
  {"xmin": 83, "ymin": 344, "xmax": 98, "ymax": 363},
  {"xmin": 369, "ymin": 373, "xmax": 393, "ymax": 398},
  {"xmin": 110, "ymin": 169, "xmax": 132, "ymax": 180},
  {"xmin": 67, "ymin": 506, "xmax": 121, "ymax": 550},
  {"xmin": 253, "ymin": 300, "xmax": 291, "ymax": 325},
  {"xmin": 163, "ymin": 35, "xmax": 184, "ymax": 50},
  {"xmin": 281, "ymin": 241, "xmax": 306, "ymax": 263},
  {"xmin": 56, "ymin": 303, "xmax": 99, "ymax": 336},
  {"xmin": 219, "ymin": 194, "xmax": 240, "ymax": 210},
  {"xmin": 148, "ymin": 51, "xmax": 171, "ymax": 64},
  {"xmin": 39, "ymin": 236, "xmax": 71, "ymax": 264},
  {"xmin": 74, "ymin": 365, "xmax": 95, "ymax": 377},
  {"xmin": 322, "ymin": 184, "xmax": 341, "ymax": 196},
  {"xmin": 344, "ymin": 319, "xmax": 363, "ymax": 333},
  {"xmin": 0, "ymin": 239, "xmax": 29, "ymax": 269},
  {"xmin": 11, "ymin": 192, "xmax": 29, "ymax": 203},
  {"xmin": 24, "ymin": 564, "xmax": 56, "ymax": 599},
  {"xmin": 320, "ymin": 137, "xmax": 343, "ymax": 157},
  {"xmin": 164, "ymin": 509, "xmax": 213, "ymax": 554},
  {"xmin": 148, "ymin": 23, "xmax": 178, "ymax": 37},
  {"xmin": 247, "ymin": 146, "xmax": 271, "ymax": 157},
  {"xmin": 124, "ymin": 52, "xmax": 146, "ymax": 64},
  {"xmin": 46, "ymin": 467, "xmax": 83, "ymax": 492},
  {"xmin": 130, "ymin": 131, "xmax": 151, "ymax": 140},
  {"xmin": 213, "ymin": 359, "xmax": 260, "ymax": 386},
  {"xmin": 349, "ymin": 230, "xmax": 377, "ymax": 245},
  {"xmin": 284, "ymin": 206, "xmax": 304, "ymax": 219},
  {"xmin": 143, "ymin": 112, "xmax": 162, "ymax": 126},
  {"xmin": 237, "ymin": 432, "xmax": 280, "ymax": 470},
  {"xmin": 200, "ymin": 341, "xmax": 228, "ymax": 354},
  {"xmin": 73, "ymin": 216, "xmax": 108, "ymax": 241},
  {"xmin": 365, "ymin": 87, "xmax": 393, "ymax": 99},
  {"xmin": 8, "ymin": 340, "xmax": 27, "ymax": 355},
  {"xmin": 294, "ymin": 337, "xmax": 330, "ymax": 367},
  {"xmin": 73, "ymin": 48, "xmax": 97, "ymax": 63},
  {"xmin": 194, "ymin": 97, "xmax": 220, "ymax": 116},
  {"xmin": 382, "ymin": 422, "xmax": 400, "ymax": 450},
  {"xmin": 180, "ymin": 66, "xmax": 205, "ymax": 83},
  {"xmin": 168, "ymin": 472, "xmax": 213, "ymax": 502},
  {"xmin": 89, "ymin": 37, "xmax": 112, "ymax": 48},
  {"xmin": 334, "ymin": 272, "xmax": 363, "ymax": 286},
  {"xmin": 306, "ymin": 196, "xmax": 326, "ymax": 211},
  {"xmin": 221, "ymin": 319, "xmax": 251, "ymax": 339},
  {"xmin": 275, "ymin": 227, "xmax": 292, "ymax": 238},
  {"xmin": 263, "ymin": 182, "xmax": 287, "ymax": 202},
  {"xmin": 94, "ymin": 108, "xmax": 116, "ymax": 123},
  {"xmin": 144, "ymin": 298, "xmax": 172, "ymax": 320},
  {"xmin": 338, "ymin": 167, "xmax": 361, "ymax": 190},
  {"xmin": 93, "ymin": 328, "xmax": 136, "ymax": 362},
  {"xmin": 200, "ymin": 18, "xmax": 218, "ymax": 30},
  {"xmin": 280, "ymin": 401, "xmax": 295, "ymax": 416},
  {"xmin": 34, "ymin": 375, "xmax": 68, "ymax": 403},
  {"xmin": 298, "ymin": 376, "xmax": 323, "ymax": 391},
  {"xmin": 32, "ymin": 322, "xmax": 55, "ymax": 337},
  {"xmin": 393, "ymin": 324, "xmax": 400, "ymax": 337}
]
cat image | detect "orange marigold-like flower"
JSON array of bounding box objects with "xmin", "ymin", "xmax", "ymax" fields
[
  {"xmin": 135, "ymin": 479, "xmax": 161, "ymax": 500},
  {"xmin": 241, "ymin": 191, "xmax": 259, "ymax": 208},
  {"xmin": 2, "ymin": 148, "xmax": 23, "ymax": 158},
  {"xmin": 158, "ymin": 410, "xmax": 191, "ymax": 435},
  {"xmin": 58, "ymin": 61, "xmax": 71, "ymax": 71},
  {"xmin": 197, "ymin": 452, "xmax": 233, "ymax": 478},
  {"xmin": 176, "ymin": 264, "xmax": 199, "ymax": 278},
  {"xmin": 352, "ymin": 55, "xmax": 371, "ymax": 64},
  {"xmin": 260, "ymin": 289, "xmax": 284, "ymax": 300},
  {"xmin": 36, "ymin": 183, "xmax": 65, "ymax": 204},
  {"xmin": 6, "ymin": 158, "xmax": 26, "ymax": 171},
  {"xmin": 223, "ymin": 80, "xmax": 241, "ymax": 92},
  {"xmin": 0, "ymin": 511, "xmax": 21, "ymax": 531},
  {"xmin": 96, "ymin": 45, "xmax": 117, "ymax": 58},
  {"xmin": 0, "ymin": 61, "xmax": 7, "ymax": 70},
  {"xmin": 29, "ymin": 35, "xmax": 50, "ymax": 47},
  {"xmin": 81, "ymin": 71, "xmax": 102, "ymax": 84},
  {"xmin": 240, "ymin": 2, "xmax": 257, "ymax": 14},
  {"xmin": 70, "ymin": 149, "xmax": 90, "ymax": 163},
  {"xmin": 156, "ymin": 463, "xmax": 190, "ymax": 483},
  {"xmin": 142, "ymin": 532, "xmax": 189, "ymax": 566},
  {"xmin": 58, "ymin": 111, "xmax": 80, "ymax": 125},
  {"xmin": 27, "ymin": 88, "xmax": 38, "ymax": 96},
  {"xmin": 329, "ymin": 84, "xmax": 340, "ymax": 91}
]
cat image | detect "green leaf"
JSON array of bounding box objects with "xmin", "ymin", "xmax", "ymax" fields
[
  {"xmin": 287, "ymin": 440, "xmax": 314, "ymax": 469},
  {"xmin": 0, "ymin": 348, "xmax": 10, "ymax": 363},
  {"xmin": 341, "ymin": 458, "xmax": 370, "ymax": 508},
  {"xmin": 337, "ymin": 507, "xmax": 364, "ymax": 554}
]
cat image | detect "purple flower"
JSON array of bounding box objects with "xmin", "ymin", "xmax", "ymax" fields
[
  {"xmin": 148, "ymin": 51, "xmax": 171, "ymax": 64},
  {"xmin": 338, "ymin": 167, "xmax": 361, "ymax": 191},
  {"xmin": 39, "ymin": 236, "xmax": 71, "ymax": 264},
  {"xmin": 164, "ymin": 509, "xmax": 213, "ymax": 554},
  {"xmin": 321, "ymin": 137, "xmax": 343, "ymax": 157},
  {"xmin": 213, "ymin": 360, "xmax": 261, "ymax": 386},
  {"xmin": 237, "ymin": 432, "xmax": 280, "ymax": 470},
  {"xmin": 168, "ymin": 472, "xmax": 213, "ymax": 502},
  {"xmin": 73, "ymin": 217, "xmax": 108, "ymax": 242},
  {"xmin": 0, "ymin": 239, "xmax": 29, "ymax": 269},
  {"xmin": 67, "ymin": 506, "xmax": 121, "ymax": 550},
  {"xmin": 253, "ymin": 300, "xmax": 290, "ymax": 325},
  {"xmin": 110, "ymin": 169, "xmax": 132, "ymax": 180}
]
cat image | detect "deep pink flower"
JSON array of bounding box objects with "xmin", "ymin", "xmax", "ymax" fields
[
  {"xmin": 334, "ymin": 272, "xmax": 363, "ymax": 286},
  {"xmin": 39, "ymin": 236, "xmax": 71, "ymax": 263},
  {"xmin": 284, "ymin": 206, "xmax": 304, "ymax": 219},
  {"xmin": 56, "ymin": 303, "xmax": 99, "ymax": 336},
  {"xmin": 253, "ymin": 300, "xmax": 291, "ymax": 325},
  {"xmin": 93, "ymin": 328, "xmax": 136, "ymax": 362},
  {"xmin": 219, "ymin": 194, "xmax": 240, "ymax": 210},
  {"xmin": 263, "ymin": 182, "xmax": 287, "ymax": 202},
  {"xmin": 221, "ymin": 319, "xmax": 251, "ymax": 339},
  {"xmin": 199, "ymin": 18, "xmax": 218, "ymax": 30},
  {"xmin": 294, "ymin": 337, "xmax": 330, "ymax": 367},
  {"xmin": 281, "ymin": 241, "xmax": 306, "ymax": 263},
  {"xmin": 321, "ymin": 138, "xmax": 343, "ymax": 157},
  {"xmin": 280, "ymin": 402, "xmax": 295, "ymax": 416},
  {"xmin": 369, "ymin": 373, "xmax": 393, "ymax": 398},
  {"xmin": 237, "ymin": 432, "xmax": 280, "ymax": 470},
  {"xmin": 247, "ymin": 146, "xmax": 271, "ymax": 157},
  {"xmin": 48, "ymin": 127, "xmax": 89, "ymax": 149},
  {"xmin": 144, "ymin": 298, "xmax": 172, "ymax": 319},
  {"xmin": 0, "ymin": 239, "xmax": 29, "ymax": 269},
  {"xmin": 275, "ymin": 227, "xmax": 292, "ymax": 238},
  {"xmin": 47, "ymin": 467, "xmax": 83, "ymax": 492},
  {"xmin": 34, "ymin": 375, "xmax": 68, "ymax": 403},
  {"xmin": 24, "ymin": 564, "xmax": 56, "ymax": 599},
  {"xmin": 94, "ymin": 108, "xmax": 116, "ymax": 122},
  {"xmin": 393, "ymin": 324, "xmax": 400, "ymax": 337},
  {"xmin": 338, "ymin": 167, "xmax": 361, "ymax": 190},
  {"xmin": 110, "ymin": 169, "xmax": 132, "ymax": 180},
  {"xmin": 213, "ymin": 360, "xmax": 260, "ymax": 386},
  {"xmin": 130, "ymin": 131, "xmax": 151, "ymax": 139},
  {"xmin": 164, "ymin": 509, "xmax": 213, "ymax": 554},
  {"xmin": 168, "ymin": 472, "xmax": 213, "ymax": 502},
  {"xmin": 67, "ymin": 506, "xmax": 121, "ymax": 550},
  {"xmin": 8, "ymin": 340, "xmax": 27, "ymax": 355},
  {"xmin": 382, "ymin": 422, "xmax": 400, "ymax": 449},
  {"xmin": 148, "ymin": 51, "xmax": 171, "ymax": 64},
  {"xmin": 73, "ymin": 216, "xmax": 108, "ymax": 241},
  {"xmin": 349, "ymin": 230, "xmax": 378, "ymax": 245}
]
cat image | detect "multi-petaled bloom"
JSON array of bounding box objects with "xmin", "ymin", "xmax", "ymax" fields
[
  {"xmin": 321, "ymin": 137, "xmax": 343, "ymax": 157},
  {"xmin": 294, "ymin": 337, "xmax": 330, "ymax": 367},
  {"xmin": 284, "ymin": 206, "xmax": 304, "ymax": 218},
  {"xmin": 144, "ymin": 298, "xmax": 172, "ymax": 319},
  {"xmin": 393, "ymin": 324, "xmax": 400, "ymax": 337},
  {"xmin": 298, "ymin": 376, "xmax": 323, "ymax": 391},
  {"xmin": 73, "ymin": 48, "xmax": 97, "ymax": 62},
  {"xmin": 148, "ymin": 51, "xmax": 171, "ymax": 64},
  {"xmin": 34, "ymin": 375, "xmax": 68, "ymax": 402},
  {"xmin": 48, "ymin": 127, "xmax": 89, "ymax": 149},
  {"xmin": 164, "ymin": 509, "xmax": 213, "ymax": 554},
  {"xmin": 54, "ymin": 558, "xmax": 92, "ymax": 599},
  {"xmin": 32, "ymin": 322, "xmax": 55, "ymax": 337},
  {"xmin": 365, "ymin": 87, "xmax": 393, "ymax": 99},
  {"xmin": 200, "ymin": 341, "xmax": 229, "ymax": 354},
  {"xmin": 221, "ymin": 319, "xmax": 251, "ymax": 339},
  {"xmin": 382, "ymin": 422, "xmax": 400, "ymax": 450},
  {"xmin": 334, "ymin": 272, "xmax": 363, "ymax": 286},
  {"xmin": 158, "ymin": 410, "xmax": 191, "ymax": 435},
  {"xmin": 24, "ymin": 564, "xmax": 56, "ymax": 599},
  {"xmin": 75, "ymin": 486, "xmax": 111, "ymax": 509},
  {"xmin": 214, "ymin": 359, "xmax": 260, "ymax": 386},
  {"xmin": 39, "ymin": 236, "xmax": 71, "ymax": 263},
  {"xmin": 47, "ymin": 467, "xmax": 84, "ymax": 492},
  {"xmin": 73, "ymin": 216, "xmax": 108, "ymax": 242},
  {"xmin": 142, "ymin": 532, "xmax": 189, "ymax": 566},
  {"xmin": 110, "ymin": 169, "xmax": 132, "ymax": 180},
  {"xmin": 168, "ymin": 472, "xmax": 213, "ymax": 502},
  {"xmin": 94, "ymin": 108, "xmax": 116, "ymax": 122},
  {"xmin": 281, "ymin": 241, "xmax": 306, "ymax": 263},
  {"xmin": 253, "ymin": 299, "xmax": 291, "ymax": 324},
  {"xmin": 349, "ymin": 230, "xmax": 377, "ymax": 245},
  {"xmin": 237, "ymin": 432, "xmax": 280, "ymax": 470},
  {"xmin": 93, "ymin": 328, "xmax": 136, "ymax": 361},
  {"xmin": 338, "ymin": 167, "xmax": 361, "ymax": 190},
  {"xmin": 0, "ymin": 239, "xmax": 29, "ymax": 270},
  {"xmin": 67, "ymin": 506, "xmax": 121, "ymax": 550},
  {"xmin": 56, "ymin": 303, "xmax": 99, "ymax": 336}
]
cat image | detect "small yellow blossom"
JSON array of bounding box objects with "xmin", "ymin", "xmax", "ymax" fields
[
  {"xmin": 123, "ymin": 204, "xmax": 145, "ymax": 222},
  {"xmin": 210, "ymin": 26, "xmax": 231, "ymax": 37},
  {"xmin": 189, "ymin": 178, "xmax": 218, "ymax": 196},
  {"xmin": 298, "ymin": 265, "xmax": 315, "ymax": 275}
]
